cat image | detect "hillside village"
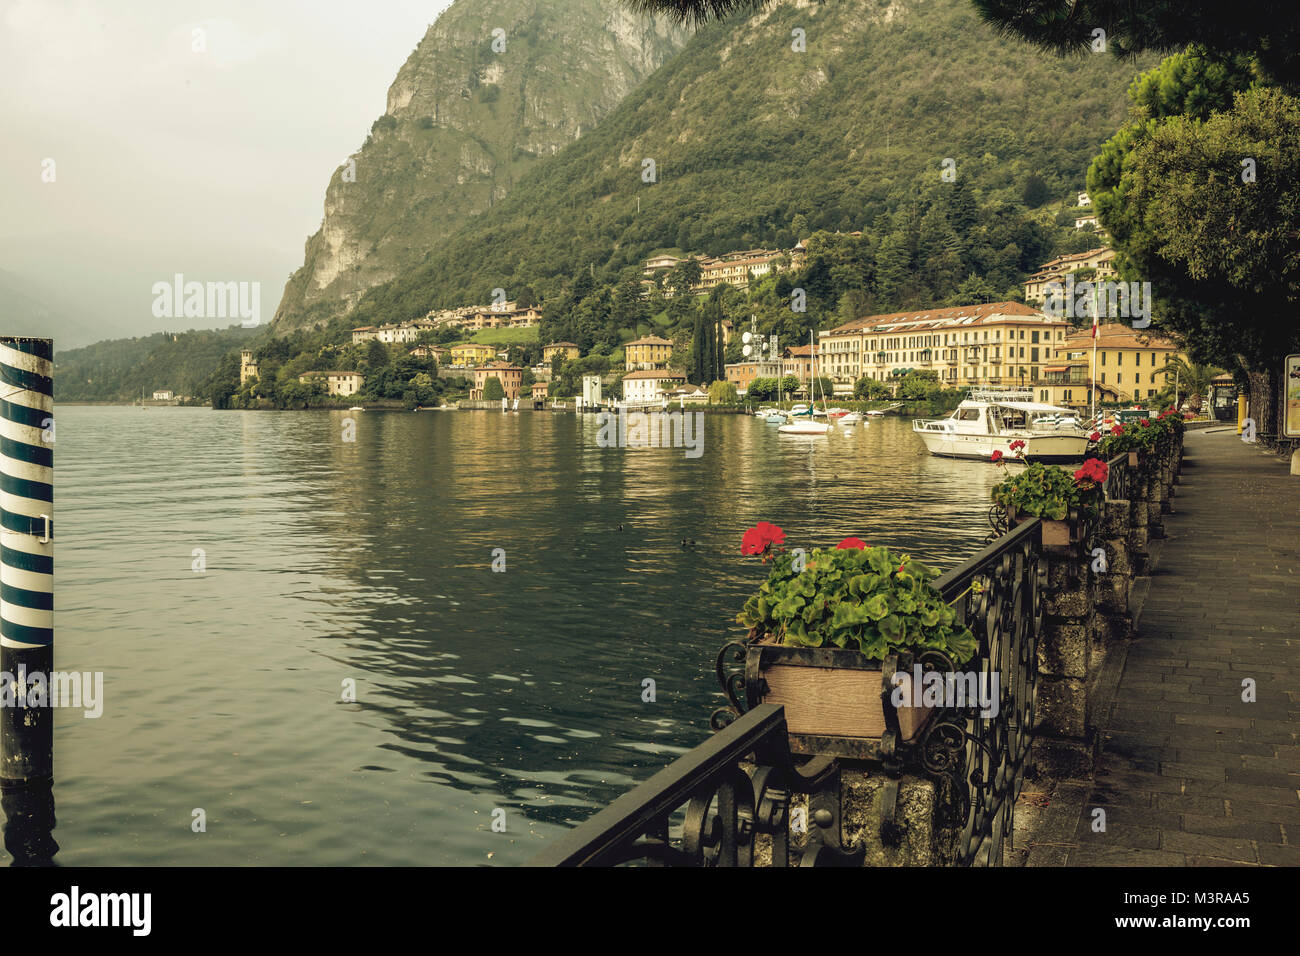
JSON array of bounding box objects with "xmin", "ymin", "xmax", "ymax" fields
[{"xmin": 219, "ymin": 189, "xmax": 1188, "ymax": 413}]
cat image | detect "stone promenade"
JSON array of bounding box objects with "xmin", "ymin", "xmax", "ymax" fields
[{"xmin": 1021, "ymin": 428, "xmax": 1300, "ymax": 866}]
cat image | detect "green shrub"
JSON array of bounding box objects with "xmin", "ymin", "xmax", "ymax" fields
[{"xmin": 737, "ymin": 544, "xmax": 976, "ymax": 664}]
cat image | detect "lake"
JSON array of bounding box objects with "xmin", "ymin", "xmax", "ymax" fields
[{"xmin": 28, "ymin": 405, "xmax": 1009, "ymax": 865}]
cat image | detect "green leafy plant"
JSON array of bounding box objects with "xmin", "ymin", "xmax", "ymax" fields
[
  {"xmin": 991, "ymin": 461, "xmax": 1096, "ymax": 521},
  {"xmin": 736, "ymin": 542, "xmax": 977, "ymax": 664}
]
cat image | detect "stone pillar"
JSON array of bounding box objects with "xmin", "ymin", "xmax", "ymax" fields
[
  {"xmin": 1093, "ymin": 498, "xmax": 1134, "ymax": 644},
  {"xmin": 839, "ymin": 769, "xmax": 959, "ymax": 866},
  {"xmin": 1033, "ymin": 545, "xmax": 1096, "ymax": 776},
  {"xmin": 1146, "ymin": 459, "xmax": 1166, "ymax": 539},
  {"xmin": 755, "ymin": 768, "xmax": 960, "ymax": 866}
]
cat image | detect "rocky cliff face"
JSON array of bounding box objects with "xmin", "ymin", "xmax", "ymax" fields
[{"xmin": 272, "ymin": 0, "xmax": 689, "ymax": 334}]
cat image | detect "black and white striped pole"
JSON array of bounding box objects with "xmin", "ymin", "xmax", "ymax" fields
[{"xmin": 0, "ymin": 336, "xmax": 53, "ymax": 785}]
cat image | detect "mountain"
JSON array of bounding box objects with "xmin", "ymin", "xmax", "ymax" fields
[
  {"xmin": 271, "ymin": 0, "xmax": 691, "ymax": 334},
  {"xmin": 0, "ymin": 268, "xmax": 125, "ymax": 350},
  {"xmin": 54, "ymin": 325, "xmax": 259, "ymax": 402},
  {"xmin": 335, "ymin": 0, "xmax": 1157, "ymax": 325}
]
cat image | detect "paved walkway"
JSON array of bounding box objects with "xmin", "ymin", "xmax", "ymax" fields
[{"xmin": 1022, "ymin": 428, "xmax": 1300, "ymax": 866}]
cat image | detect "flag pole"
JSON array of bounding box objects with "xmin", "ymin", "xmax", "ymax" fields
[{"xmin": 1090, "ymin": 284, "xmax": 1099, "ymax": 422}]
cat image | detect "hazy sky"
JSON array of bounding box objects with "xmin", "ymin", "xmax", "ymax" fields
[{"xmin": 1, "ymin": 0, "xmax": 455, "ymax": 346}]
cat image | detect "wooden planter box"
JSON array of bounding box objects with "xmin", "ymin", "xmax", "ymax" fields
[
  {"xmin": 1128, "ymin": 451, "xmax": 1139, "ymax": 467},
  {"xmin": 1007, "ymin": 505, "xmax": 1075, "ymax": 548},
  {"xmin": 744, "ymin": 639, "xmax": 931, "ymax": 759}
]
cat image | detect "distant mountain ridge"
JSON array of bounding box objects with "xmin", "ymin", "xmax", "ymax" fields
[
  {"xmin": 271, "ymin": 0, "xmax": 691, "ymax": 335},
  {"xmin": 333, "ymin": 0, "xmax": 1157, "ymax": 326}
]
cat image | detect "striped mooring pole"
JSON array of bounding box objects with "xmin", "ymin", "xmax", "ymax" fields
[{"xmin": 0, "ymin": 336, "xmax": 53, "ymax": 785}]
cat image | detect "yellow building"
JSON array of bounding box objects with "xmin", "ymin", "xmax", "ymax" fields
[
  {"xmin": 624, "ymin": 335, "xmax": 674, "ymax": 371},
  {"xmin": 819, "ymin": 302, "xmax": 1072, "ymax": 391},
  {"xmin": 1042, "ymin": 324, "xmax": 1182, "ymax": 405},
  {"xmin": 450, "ymin": 343, "xmax": 495, "ymax": 366},
  {"xmin": 543, "ymin": 342, "xmax": 580, "ymax": 364},
  {"xmin": 1035, "ymin": 360, "xmax": 1123, "ymax": 409}
]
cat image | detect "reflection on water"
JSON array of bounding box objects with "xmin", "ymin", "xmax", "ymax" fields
[{"xmin": 38, "ymin": 406, "xmax": 1007, "ymax": 865}]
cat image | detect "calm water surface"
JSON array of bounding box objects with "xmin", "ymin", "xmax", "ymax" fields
[{"xmin": 33, "ymin": 405, "xmax": 1009, "ymax": 865}]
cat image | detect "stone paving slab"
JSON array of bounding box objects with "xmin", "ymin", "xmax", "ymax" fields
[{"xmin": 1021, "ymin": 430, "xmax": 1300, "ymax": 866}]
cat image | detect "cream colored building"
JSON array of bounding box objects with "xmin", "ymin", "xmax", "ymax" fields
[
  {"xmin": 376, "ymin": 323, "xmax": 420, "ymax": 345},
  {"xmin": 1024, "ymin": 248, "xmax": 1117, "ymax": 305},
  {"xmin": 300, "ymin": 371, "xmax": 364, "ymax": 397},
  {"xmin": 621, "ymin": 369, "xmax": 687, "ymax": 404},
  {"xmin": 819, "ymin": 302, "xmax": 1073, "ymax": 391}
]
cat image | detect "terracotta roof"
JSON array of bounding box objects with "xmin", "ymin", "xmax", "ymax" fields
[
  {"xmin": 622, "ymin": 369, "xmax": 687, "ymax": 380},
  {"xmin": 545, "ymin": 342, "xmax": 579, "ymax": 349},
  {"xmin": 474, "ymin": 362, "xmax": 523, "ymax": 372},
  {"xmin": 625, "ymin": 336, "xmax": 674, "ymax": 347},
  {"xmin": 1062, "ymin": 324, "xmax": 1178, "ymax": 350},
  {"xmin": 785, "ymin": 344, "xmax": 819, "ymax": 357},
  {"xmin": 827, "ymin": 301, "xmax": 1048, "ymax": 335}
]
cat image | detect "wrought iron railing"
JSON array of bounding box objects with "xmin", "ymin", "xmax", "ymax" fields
[
  {"xmin": 531, "ymin": 518, "xmax": 1047, "ymax": 868},
  {"xmin": 526, "ymin": 703, "xmax": 862, "ymax": 867},
  {"xmin": 929, "ymin": 517, "xmax": 1043, "ymax": 866},
  {"xmin": 1102, "ymin": 451, "xmax": 1136, "ymax": 502}
]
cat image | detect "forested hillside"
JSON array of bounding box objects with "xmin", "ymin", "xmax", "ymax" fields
[{"xmin": 337, "ymin": 0, "xmax": 1152, "ymax": 336}]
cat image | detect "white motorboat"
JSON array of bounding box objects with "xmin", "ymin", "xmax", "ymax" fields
[
  {"xmin": 836, "ymin": 412, "xmax": 863, "ymax": 425},
  {"xmin": 913, "ymin": 389, "xmax": 1090, "ymax": 462}
]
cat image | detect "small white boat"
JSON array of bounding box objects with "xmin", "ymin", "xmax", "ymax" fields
[
  {"xmin": 779, "ymin": 419, "xmax": 831, "ymax": 435},
  {"xmin": 866, "ymin": 409, "xmax": 886, "ymax": 417},
  {"xmin": 349, "ymin": 406, "xmax": 364, "ymax": 411},
  {"xmin": 836, "ymin": 412, "xmax": 863, "ymax": 425},
  {"xmin": 754, "ymin": 406, "xmax": 777, "ymax": 418},
  {"xmin": 764, "ymin": 412, "xmax": 788, "ymax": 425},
  {"xmin": 790, "ymin": 403, "xmax": 810, "ymax": 416}
]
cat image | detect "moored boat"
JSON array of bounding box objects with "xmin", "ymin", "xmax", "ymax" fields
[{"xmin": 912, "ymin": 389, "xmax": 1090, "ymax": 462}]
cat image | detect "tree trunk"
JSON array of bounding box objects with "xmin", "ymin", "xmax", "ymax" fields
[{"xmin": 1240, "ymin": 355, "xmax": 1280, "ymax": 446}]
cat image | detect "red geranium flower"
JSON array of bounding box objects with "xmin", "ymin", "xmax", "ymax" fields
[
  {"xmin": 1089, "ymin": 431, "xmax": 1101, "ymax": 442},
  {"xmin": 1111, "ymin": 424, "xmax": 1123, "ymax": 436},
  {"xmin": 990, "ymin": 449, "xmax": 1003, "ymax": 462},
  {"xmin": 1073, "ymin": 459, "xmax": 1109, "ymax": 486},
  {"xmin": 741, "ymin": 527, "xmax": 767, "ymax": 556},
  {"xmin": 1009, "ymin": 439, "xmax": 1026, "ymax": 453},
  {"xmin": 741, "ymin": 522, "xmax": 786, "ymax": 556},
  {"xmin": 1140, "ymin": 418, "xmax": 1150, "ymax": 426},
  {"xmin": 837, "ymin": 537, "xmax": 866, "ymax": 550}
]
